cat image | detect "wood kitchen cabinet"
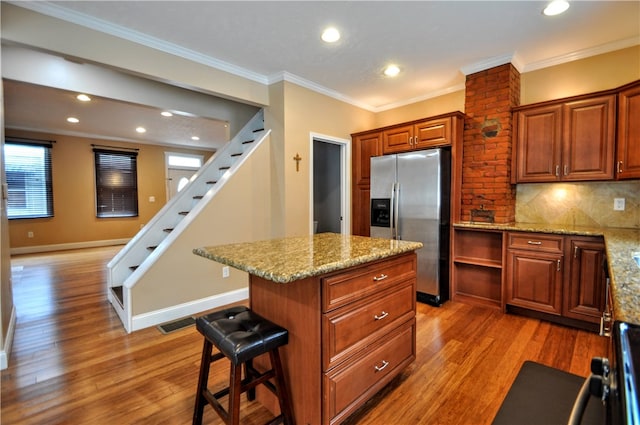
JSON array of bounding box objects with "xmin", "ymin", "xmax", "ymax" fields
[
  {"xmin": 351, "ymin": 131, "xmax": 381, "ymax": 236},
  {"xmin": 513, "ymin": 94, "xmax": 616, "ymax": 183},
  {"xmin": 351, "ymin": 112, "xmax": 464, "ymax": 236},
  {"xmin": 616, "ymin": 80, "xmax": 640, "ymax": 179},
  {"xmin": 382, "ymin": 116, "xmax": 452, "ymax": 154},
  {"xmin": 505, "ymin": 232, "xmax": 606, "ymax": 331},
  {"xmin": 251, "ymin": 251, "xmax": 417, "ymax": 425},
  {"xmin": 564, "ymin": 236, "xmax": 606, "ymax": 324},
  {"xmin": 506, "ymin": 233, "xmax": 564, "ymax": 315}
]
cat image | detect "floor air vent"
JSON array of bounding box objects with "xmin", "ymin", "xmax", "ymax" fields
[{"xmin": 157, "ymin": 317, "xmax": 196, "ymax": 334}]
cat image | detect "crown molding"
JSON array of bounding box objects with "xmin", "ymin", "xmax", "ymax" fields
[
  {"xmin": 269, "ymin": 71, "xmax": 376, "ymax": 112},
  {"xmin": 11, "ymin": 2, "xmax": 640, "ymax": 115},
  {"xmin": 521, "ymin": 36, "xmax": 640, "ymax": 72},
  {"xmin": 460, "ymin": 53, "xmax": 517, "ymax": 76},
  {"xmin": 10, "ymin": 1, "xmax": 268, "ymax": 85},
  {"xmin": 374, "ymin": 83, "xmax": 466, "ymax": 112}
]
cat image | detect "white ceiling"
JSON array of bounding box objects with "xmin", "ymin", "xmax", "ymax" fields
[{"xmin": 4, "ymin": 1, "xmax": 640, "ymax": 148}]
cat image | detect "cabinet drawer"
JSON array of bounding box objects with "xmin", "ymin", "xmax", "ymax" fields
[
  {"xmin": 322, "ymin": 254, "xmax": 416, "ymax": 312},
  {"xmin": 323, "ymin": 319, "xmax": 415, "ymax": 424},
  {"xmin": 508, "ymin": 232, "xmax": 563, "ymax": 252},
  {"xmin": 323, "ymin": 281, "xmax": 415, "ymax": 370}
]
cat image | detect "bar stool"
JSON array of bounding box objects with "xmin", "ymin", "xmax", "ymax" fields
[{"xmin": 192, "ymin": 306, "xmax": 294, "ymax": 425}]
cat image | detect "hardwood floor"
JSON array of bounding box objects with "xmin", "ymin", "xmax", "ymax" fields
[{"xmin": 1, "ymin": 246, "xmax": 608, "ymax": 424}]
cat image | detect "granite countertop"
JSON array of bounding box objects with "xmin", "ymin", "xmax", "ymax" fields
[
  {"xmin": 194, "ymin": 233, "xmax": 423, "ymax": 283},
  {"xmin": 454, "ymin": 222, "xmax": 640, "ymax": 325}
]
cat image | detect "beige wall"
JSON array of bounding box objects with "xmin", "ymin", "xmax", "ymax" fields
[
  {"xmin": 521, "ymin": 45, "xmax": 640, "ymax": 104},
  {"xmin": 131, "ymin": 136, "xmax": 273, "ymax": 315},
  {"xmin": 1, "ymin": 3, "xmax": 268, "ymax": 107},
  {"xmin": 374, "ymin": 91, "xmax": 465, "ymax": 128},
  {"xmin": 6, "ymin": 129, "xmax": 212, "ymax": 249},
  {"xmin": 269, "ymin": 81, "xmax": 375, "ymax": 236},
  {"xmin": 1, "ymin": 83, "xmax": 13, "ymax": 361}
]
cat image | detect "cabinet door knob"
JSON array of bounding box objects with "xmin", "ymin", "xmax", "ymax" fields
[
  {"xmin": 618, "ymin": 161, "xmax": 623, "ymax": 173},
  {"xmin": 557, "ymin": 259, "xmax": 561, "ymax": 272},
  {"xmin": 374, "ymin": 360, "xmax": 389, "ymax": 372},
  {"xmin": 555, "ymin": 165, "xmax": 560, "ymax": 177},
  {"xmin": 374, "ymin": 311, "xmax": 389, "ymax": 320},
  {"xmin": 527, "ymin": 241, "xmax": 542, "ymax": 245},
  {"xmin": 373, "ymin": 274, "xmax": 388, "ymax": 282},
  {"xmin": 574, "ymin": 245, "xmax": 579, "ymax": 259}
]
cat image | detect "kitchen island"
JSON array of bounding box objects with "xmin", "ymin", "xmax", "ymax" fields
[{"xmin": 194, "ymin": 233, "xmax": 423, "ymax": 425}]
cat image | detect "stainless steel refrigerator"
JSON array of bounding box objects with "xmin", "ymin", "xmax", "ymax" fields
[{"xmin": 370, "ymin": 148, "xmax": 451, "ymax": 305}]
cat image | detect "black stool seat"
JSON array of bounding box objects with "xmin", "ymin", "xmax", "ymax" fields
[
  {"xmin": 196, "ymin": 306, "xmax": 288, "ymax": 364},
  {"xmin": 193, "ymin": 306, "xmax": 294, "ymax": 425}
]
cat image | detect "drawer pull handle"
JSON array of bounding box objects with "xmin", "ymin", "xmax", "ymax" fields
[
  {"xmin": 374, "ymin": 360, "xmax": 389, "ymax": 372},
  {"xmin": 527, "ymin": 241, "xmax": 542, "ymax": 245},
  {"xmin": 373, "ymin": 274, "xmax": 388, "ymax": 282},
  {"xmin": 374, "ymin": 311, "xmax": 389, "ymax": 320}
]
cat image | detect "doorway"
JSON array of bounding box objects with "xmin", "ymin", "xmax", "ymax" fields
[
  {"xmin": 310, "ymin": 134, "xmax": 350, "ymax": 235},
  {"xmin": 165, "ymin": 152, "xmax": 204, "ymax": 201}
]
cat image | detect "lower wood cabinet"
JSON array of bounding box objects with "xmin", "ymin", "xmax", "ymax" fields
[
  {"xmin": 452, "ymin": 227, "xmax": 606, "ymax": 331},
  {"xmin": 506, "ymin": 233, "xmax": 564, "ymax": 315},
  {"xmin": 505, "ymin": 232, "xmax": 606, "ymax": 328},
  {"xmin": 564, "ymin": 236, "xmax": 606, "ymax": 323}
]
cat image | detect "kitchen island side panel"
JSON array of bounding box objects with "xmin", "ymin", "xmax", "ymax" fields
[{"xmin": 250, "ymin": 274, "xmax": 323, "ymax": 425}]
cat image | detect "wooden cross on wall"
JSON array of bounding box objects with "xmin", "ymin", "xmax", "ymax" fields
[{"xmin": 293, "ymin": 153, "xmax": 302, "ymax": 172}]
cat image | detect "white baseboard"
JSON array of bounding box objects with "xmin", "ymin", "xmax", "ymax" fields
[
  {"xmin": 1, "ymin": 306, "xmax": 17, "ymax": 370},
  {"xmin": 129, "ymin": 288, "xmax": 249, "ymax": 333},
  {"xmin": 10, "ymin": 239, "xmax": 130, "ymax": 255}
]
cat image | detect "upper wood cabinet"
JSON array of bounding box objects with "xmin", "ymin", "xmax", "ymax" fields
[
  {"xmin": 351, "ymin": 131, "xmax": 381, "ymax": 236},
  {"xmin": 616, "ymin": 81, "xmax": 640, "ymax": 180},
  {"xmin": 513, "ymin": 94, "xmax": 616, "ymax": 183},
  {"xmin": 351, "ymin": 112, "xmax": 464, "ymax": 237},
  {"xmin": 382, "ymin": 116, "xmax": 452, "ymax": 154}
]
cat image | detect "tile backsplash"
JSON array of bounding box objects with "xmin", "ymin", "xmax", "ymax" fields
[{"xmin": 516, "ymin": 181, "xmax": 640, "ymax": 229}]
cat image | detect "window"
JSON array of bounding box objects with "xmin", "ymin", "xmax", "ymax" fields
[
  {"xmin": 4, "ymin": 140, "xmax": 54, "ymax": 219},
  {"xmin": 94, "ymin": 148, "xmax": 138, "ymax": 218}
]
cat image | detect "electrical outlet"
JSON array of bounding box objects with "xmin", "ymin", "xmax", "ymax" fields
[
  {"xmin": 222, "ymin": 266, "xmax": 230, "ymax": 278},
  {"xmin": 27, "ymin": 231, "xmax": 34, "ymax": 238},
  {"xmin": 613, "ymin": 198, "xmax": 625, "ymax": 211}
]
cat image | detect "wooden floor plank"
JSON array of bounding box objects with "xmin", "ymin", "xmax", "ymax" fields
[{"xmin": 1, "ymin": 246, "xmax": 609, "ymax": 424}]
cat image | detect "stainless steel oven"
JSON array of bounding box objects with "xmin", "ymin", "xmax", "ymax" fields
[
  {"xmin": 570, "ymin": 320, "xmax": 640, "ymax": 425},
  {"xmin": 493, "ymin": 320, "xmax": 639, "ymax": 425}
]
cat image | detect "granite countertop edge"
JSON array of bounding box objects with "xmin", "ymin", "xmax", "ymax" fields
[
  {"xmin": 193, "ymin": 234, "xmax": 423, "ymax": 284},
  {"xmin": 453, "ymin": 222, "xmax": 640, "ymax": 326}
]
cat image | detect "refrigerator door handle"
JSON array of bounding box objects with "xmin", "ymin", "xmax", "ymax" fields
[
  {"xmin": 393, "ymin": 182, "xmax": 400, "ymax": 240},
  {"xmin": 389, "ymin": 183, "xmax": 396, "ymax": 239}
]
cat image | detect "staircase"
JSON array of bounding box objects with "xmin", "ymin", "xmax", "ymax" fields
[{"xmin": 107, "ymin": 110, "xmax": 269, "ymax": 332}]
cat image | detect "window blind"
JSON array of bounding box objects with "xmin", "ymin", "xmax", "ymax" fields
[
  {"xmin": 94, "ymin": 148, "xmax": 139, "ymax": 218},
  {"xmin": 4, "ymin": 139, "xmax": 54, "ymax": 219}
]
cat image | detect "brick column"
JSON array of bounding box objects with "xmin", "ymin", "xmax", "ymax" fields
[{"xmin": 461, "ymin": 63, "xmax": 520, "ymax": 224}]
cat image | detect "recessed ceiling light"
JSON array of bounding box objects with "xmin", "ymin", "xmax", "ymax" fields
[
  {"xmin": 543, "ymin": 0, "xmax": 570, "ymax": 16},
  {"xmin": 383, "ymin": 64, "xmax": 401, "ymax": 77},
  {"xmin": 76, "ymin": 94, "xmax": 91, "ymax": 102},
  {"xmin": 191, "ymin": 136, "xmax": 200, "ymax": 141},
  {"xmin": 67, "ymin": 117, "xmax": 79, "ymax": 123},
  {"xmin": 161, "ymin": 111, "xmax": 173, "ymax": 117},
  {"xmin": 321, "ymin": 27, "xmax": 340, "ymax": 43},
  {"xmin": 136, "ymin": 127, "xmax": 146, "ymax": 134}
]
